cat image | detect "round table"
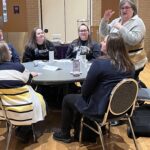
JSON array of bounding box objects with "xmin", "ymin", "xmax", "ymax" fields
[{"xmin": 23, "ymin": 59, "xmax": 91, "ymax": 85}]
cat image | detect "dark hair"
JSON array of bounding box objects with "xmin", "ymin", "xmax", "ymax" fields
[
  {"xmin": 120, "ymin": 0, "xmax": 137, "ymax": 16},
  {"xmin": 77, "ymin": 23, "xmax": 92, "ymax": 46},
  {"xmin": 0, "ymin": 41, "xmax": 10, "ymax": 62},
  {"xmin": 78, "ymin": 23, "xmax": 90, "ymax": 32},
  {"xmin": 25, "ymin": 27, "xmax": 46, "ymax": 49},
  {"xmin": 106, "ymin": 33, "xmax": 134, "ymax": 72}
]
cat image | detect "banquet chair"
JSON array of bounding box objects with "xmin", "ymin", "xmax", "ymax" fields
[
  {"xmin": 0, "ymin": 87, "xmax": 37, "ymax": 150},
  {"xmin": 79, "ymin": 78, "xmax": 139, "ymax": 150}
]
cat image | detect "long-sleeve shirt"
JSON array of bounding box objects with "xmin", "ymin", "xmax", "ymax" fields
[
  {"xmin": 100, "ymin": 15, "xmax": 147, "ymax": 70},
  {"xmin": 23, "ymin": 40, "xmax": 56, "ymax": 62},
  {"xmin": 8, "ymin": 43, "xmax": 20, "ymax": 63},
  {"xmin": 66, "ymin": 38, "xmax": 101, "ymax": 61}
]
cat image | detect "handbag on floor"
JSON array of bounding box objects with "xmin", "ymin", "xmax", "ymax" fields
[{"xmin": 127, "ymin": 104, "xmax": 150, "ymax": 138}]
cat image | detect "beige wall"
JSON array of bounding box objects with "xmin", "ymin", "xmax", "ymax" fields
[
  {"xmin": 42, "ymin": 0, "xmax": 88, "ymax": 43},
  {"xmin": 92, "ymin": 0, "xmax": 101, "ymax": 26},
  {"xmin": 65, "ymin": 0, "xmax": 88, "ymax": 43},
  {"xmin": 42, "ymin": 0, "xmax": 65, "ymax": 42},
  {"xmin": 6, "ymin": 32, "xmax": 28, "ymax": 58}
]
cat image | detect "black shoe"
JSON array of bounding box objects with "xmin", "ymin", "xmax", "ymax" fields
[
  {"xmin": 74, "ymin": 131, "xmax": 97, "ymax": 143},
  {"xmin": 53, "ymin": 130, "xmax": 71, "ymax": 143},
  {"xmin": 127, "ymin": 127, "xmax": 139, "ymax": 139},
  {"xmin": 15, "ymin": 126, "xmax": 33, "ymax": 143},
  {"xmin": 101, "ymin": 126, "xmax": 107, "ymax": 135}
]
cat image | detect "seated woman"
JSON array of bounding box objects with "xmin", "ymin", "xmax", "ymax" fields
[
  {"xmin": 22, "ymin": 27, "xmax": 59, "ymax": 106},
  {"xmin": 53, "ymin": 33, "xmax": 135, "ymax": 143},
  {"xmin": 66, "ymin": 23, "xmax": 101, "ymax": 61},
  {"xmin": 0, "ymin": 41, "xmax": 46, "ymax": 127},
  {"xmin": 0, "ymin": 29, "xmax": 20, "ymax": 63},
  {"xmin": 22, "ymin": 27, "xmax": 56, "ymax": 62}
]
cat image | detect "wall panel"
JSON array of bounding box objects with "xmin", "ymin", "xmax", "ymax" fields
[
  {"xmin": 65, "ymin": 0, "xmax": 87, "ymax": 43},
  {"xmin": 42, "ymin": 0, "xmax": 87, "ymax": 43},
  {"xmin": 1, "ymin": 0, "xmax": 27, "ymax": 32},
  {"xmin": 42, "ymin": 0, "xmax": 65, "ymax": 42}
]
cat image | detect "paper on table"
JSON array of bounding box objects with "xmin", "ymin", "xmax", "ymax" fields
[
  {"xmin": 54, "ymin": 59, "xmax": 72, "ymax": 63},
  {"xmin": 37, "ymin": 73, "xmax": 42, "ymax": 75},
  {"xmin": 42, "ymin": 65, "xmax": 60, "ymax": 71}
]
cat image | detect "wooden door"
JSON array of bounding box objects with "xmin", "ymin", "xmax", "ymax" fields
[
  {"xmin": 101, "ymin": 0, "xmax": 120, "ymax": 21},
  {"xmin": 42, "ymin": 0, "xmax": 88, "ymax": 43},
  {"xmin": 0, "ymin": 0, "xmax": 27, "ymax": 32}
]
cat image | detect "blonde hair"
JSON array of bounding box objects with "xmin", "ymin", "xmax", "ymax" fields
[{"xmin": 0, "ymin": 41, "xmax": 10, "ymax": 62}]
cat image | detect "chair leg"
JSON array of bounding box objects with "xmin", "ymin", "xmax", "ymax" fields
[
  {"xmin": 97, "ymin": 124, "xmax": 105, "ymax": 150},
  {"xmin": 79, "ymin": 117, "xmax": 84, "ymax": 146},
  {"xmin": 32, "ymin": 124, "xmax": 37, "ymax": 142},
  {"xmin": 5, "ymin": 123, "xmax": 13, "ymax": 150},
  {"xmin": 128, "ymin": 117, "xmax": 139, "ymax": 150},
  {"xmin": 107, "ymin": 122, "xmax": 111, "ymax": 136},
  {"xmin": 5, "ymin": 122, "xmax": 9, "ymax": 133}
]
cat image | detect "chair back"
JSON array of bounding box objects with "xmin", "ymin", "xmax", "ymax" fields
[
  {"xmin": 0, "ymin": 98, "xmax": 7, "ymax": 121},
  {"xmin": 102, "ymin": 78, "xmax": 138, "ymax": 124},
  {"xmin": 0, "ymin": 86, "xmax": 34, "ymax": 126}
]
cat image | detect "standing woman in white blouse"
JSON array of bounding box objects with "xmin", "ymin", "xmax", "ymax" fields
[{"xmin": 99, "ymin": 0, "xmax": 147, "ymax": 82}]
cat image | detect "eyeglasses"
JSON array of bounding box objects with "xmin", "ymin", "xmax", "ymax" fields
[
  {"xmin": 79, "ymin": 30, "xmax": 88, "ymax": 33},
  {"xmin": 121, "ymin": 6, "xmax": 132, "ymax": 10}
]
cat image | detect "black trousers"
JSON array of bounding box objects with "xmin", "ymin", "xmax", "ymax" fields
[
  {"xmin": 135, "ymin": 66, "xmax": 147, "ymax": 88},
  {"xmin": 61, "ymin": 94, "xmax": 81, "ymax": 133},
  {"xmin": 134, "ymin": 66, "xmax": 145, "ymax": 80}
]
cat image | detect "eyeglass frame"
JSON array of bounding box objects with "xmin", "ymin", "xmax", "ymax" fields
[
  {"xmin": 121, "ymin": 6, "xmax": 132, "ymax": 10},
  {"xmin": 79, "ymin": 29, "xmax": 88, "ymax": 33}
]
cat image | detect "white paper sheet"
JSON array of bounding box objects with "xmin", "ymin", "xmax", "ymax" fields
[{"xmin": 42, "ymin": 65, "xmax": 60, "ymax": 71}]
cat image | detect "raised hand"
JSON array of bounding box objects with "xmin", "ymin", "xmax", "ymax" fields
[{"xmin": 103, "ymin": 9, "xmax": 115, "ymax": 21}]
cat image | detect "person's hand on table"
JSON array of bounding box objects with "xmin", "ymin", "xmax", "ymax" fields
[{"xmin": 31, "ymin": 72, "xmax": 39, "ymax": 77}]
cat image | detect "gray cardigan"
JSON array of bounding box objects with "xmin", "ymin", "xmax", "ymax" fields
[{"xmin": 99, "ymin": 15, "xmax": 147, "ymax": 70}]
